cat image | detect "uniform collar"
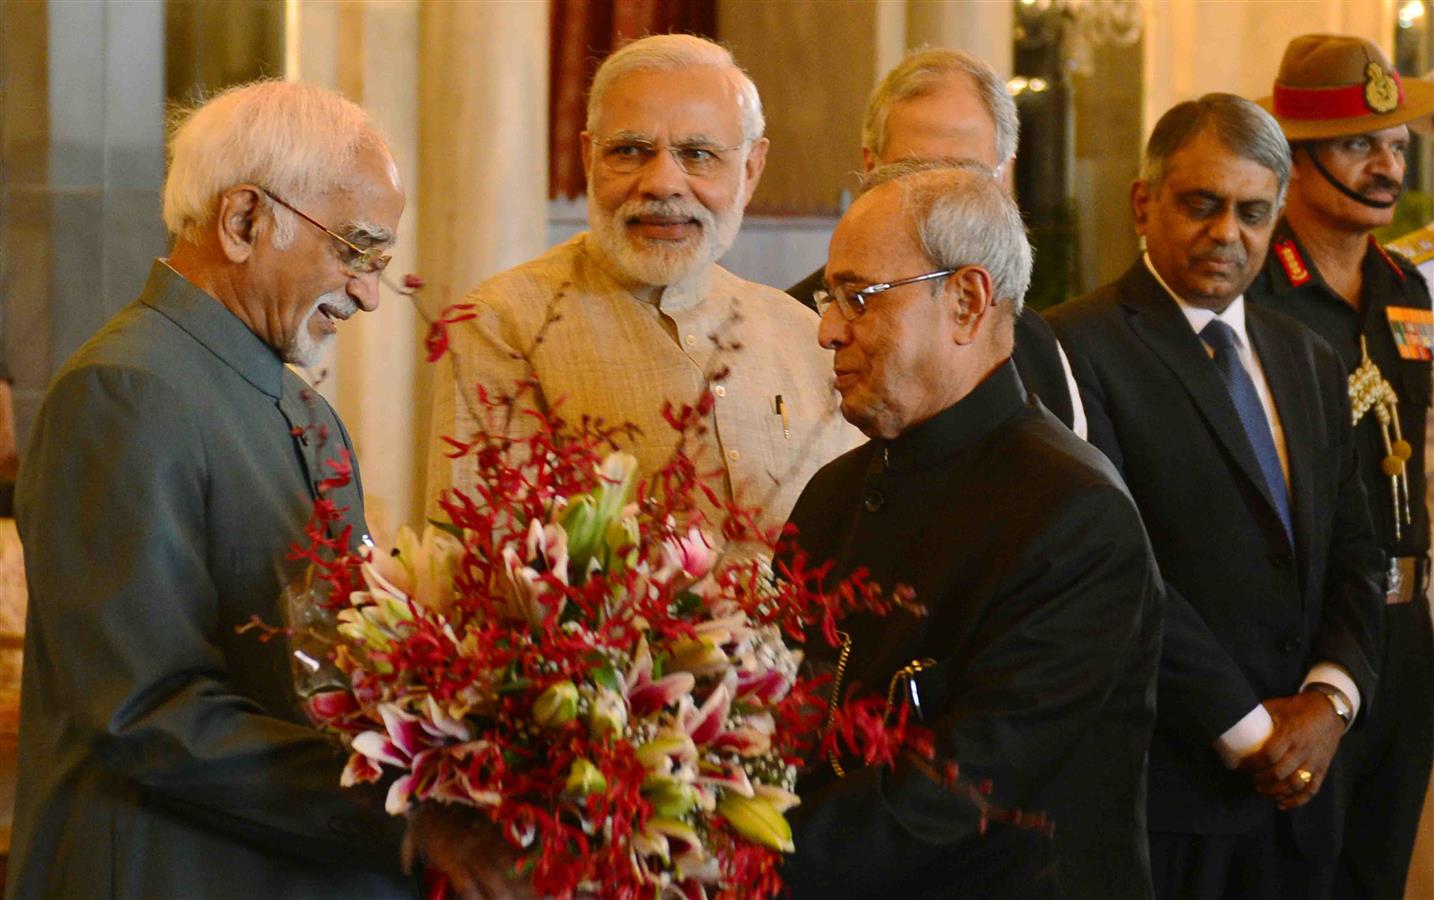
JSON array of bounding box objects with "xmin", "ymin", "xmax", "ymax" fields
[
  {"xmin": 577, "ymin": 232, "xmax": 714, "ymax": 312},
  {"xmin": 139, "ymin": 260, "xmax": 286, "ymax": 399},
  {"xmin": 878, "ymin": 359, "xmax": 1027, "ymax": 472}
]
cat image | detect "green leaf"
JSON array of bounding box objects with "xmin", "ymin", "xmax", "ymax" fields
[
  {"xmin": 592, "ymin": 664, "xmax": 621, "ymax": 693},
  {"xmin": 675, "ymin": 591, "xmax": 703, "ymax": 616},
  {"xmin": 424, "ymin": 518, "xmax": 465, "ymax": 540},
  {"xmin": 497, "ymin": 677, "xmax": 533, "ymax": 694}
]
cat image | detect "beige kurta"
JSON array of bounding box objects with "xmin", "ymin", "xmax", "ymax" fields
[{"xmin": 427, "ymin": 233, "xmax": 860, "ymax": 534}]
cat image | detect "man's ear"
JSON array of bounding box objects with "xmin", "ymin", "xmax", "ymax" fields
[
  {"xmin": 860, "ymin": 145, "xmax": 877, "ymax": 173},
  {"xmin": 741, "ymin": 137, "xmax": 770, "ymax": 207},
  {"xmin": 215, "ymin": 185, "xmax": 265, "ymax": 263},
  {"xmin": 946, "ymin": 265, "xmax": 994, "ymax": 345},
  {"xmin": 1130, "ymin": 179, "xmax": 1151, "ymax": 236}
]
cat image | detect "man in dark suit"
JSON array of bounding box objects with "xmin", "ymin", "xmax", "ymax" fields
[
  {"xmin": 1246, "ymin": 35, "xmax": 1434, "ymax": 899},
  {"xmin": 785, "ymin": 48, "xmax": 1086, "ymax": 436},
  {"xmin": 9, "ymin": 81, "xmax": 413, "ymax": 898},
  {"xmin": 1046, "ymin": 93, "xmax": 1385, "ymax": 898},
  {"xmin": 782, "ymin": 165, "xmax": 1162, "ymax": 898}
]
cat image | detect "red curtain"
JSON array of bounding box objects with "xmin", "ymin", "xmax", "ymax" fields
[{"xmin": 549, "ymin": 0, "xmax": 717, "ymax": 200}]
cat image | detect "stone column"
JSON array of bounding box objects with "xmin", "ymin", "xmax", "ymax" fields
[
  {"xmin": 413, "ymin": 0, "xmax": 550, "ymax": 510},
  {"xmin": 905, "ymin": 0, "xmax": 1015, "ymax": 78},
  {"xmin": 289, "ymin": 0, "xmax": 423, "ymax": 537}
]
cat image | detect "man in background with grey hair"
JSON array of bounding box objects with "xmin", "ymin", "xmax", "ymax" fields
[
  {"xmin": 428, "ymin": 34, "xmax": 856, "ymax": 535},
  {"xmin": 787, "ymin": 47, "xmax": 1086, "ymax": 437},
  {"xmin": 8, "ymin": 81, "xmax": 412, "ymax": 897},
  {"xmin": 782, "ymin": 165, "xmax": 1161, "ymax": 898},
  {"xmin": 1047, "ymin": 93, "xmax": 1384, "ymax": 897}
]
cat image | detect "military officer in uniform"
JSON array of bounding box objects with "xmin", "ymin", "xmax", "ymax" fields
[{"xmin": 1248, "ymin": 33, "xmax": 1434, "ymax": 899}]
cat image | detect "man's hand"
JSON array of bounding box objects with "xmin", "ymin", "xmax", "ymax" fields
[
  {"xmin": 403, "ymin": 804, "xmax": 537, "ymax": 900},
  {"xmin": 1237, "ymin": 692, "xmax": 1344, "ymax": 810}
]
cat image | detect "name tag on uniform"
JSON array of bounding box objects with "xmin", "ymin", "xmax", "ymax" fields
[{"xmin": 1386, "ymin": 306, "xmax": 1434, "ymax": 361}]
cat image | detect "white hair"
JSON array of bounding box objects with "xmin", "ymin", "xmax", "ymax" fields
[
  {"xmin": 585, "ymin": 34, "xmax": 765, "ymax": 142},
  {"xmin": 863, "ymin": 48, "xmax": 1019, "ymax": 167},
  {"xmin": 866, "ymin": 162, "xmax": 1033, "ymax": 315},
  {"xmin": 163, "ymin": 79, "xmax": 387, "ymax": 246}
]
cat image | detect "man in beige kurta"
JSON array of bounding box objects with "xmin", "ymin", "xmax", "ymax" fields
[{"xmin": 427, "ymin": 35, "xmax": 856, "ymax": 537}]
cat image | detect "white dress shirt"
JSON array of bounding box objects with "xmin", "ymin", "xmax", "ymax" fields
[{"xmin": 1143, "ymin": 255, "xmax": 1360, "ymax": 767}]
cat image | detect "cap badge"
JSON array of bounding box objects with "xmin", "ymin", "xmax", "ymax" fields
[{"xmin": 1365, "ymin": 61, "xmax": 1400, "ymax": 114}]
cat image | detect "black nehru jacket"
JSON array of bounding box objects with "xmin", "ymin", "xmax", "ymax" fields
[
  {"xmin": 787, "ymin": 267, "xmax": 1076, "ymax": 429},
  {"xmin": 781, "ymin": 361, "xmax": 1162, "ymax": 899}
]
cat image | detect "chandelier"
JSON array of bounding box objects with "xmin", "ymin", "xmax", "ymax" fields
[{"xmin": 1015, "ymin": 0, "xmax": 1145, "ymax": 76}]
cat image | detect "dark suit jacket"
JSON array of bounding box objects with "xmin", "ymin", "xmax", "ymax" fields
[
  {"xmin": 787, "ymin": 266, "xmax": 1076, "ymax": 427},
  {"xmin": 1046, "ymin": 263, "xmax": 1384, "ymax": 856},
  {"xmin": 782, "ymin": 362, "xmax": 1161, "ymax": 899},
  {"xmin": 9, "ymin": 262, "xmax": 412, "ymax": 898}
]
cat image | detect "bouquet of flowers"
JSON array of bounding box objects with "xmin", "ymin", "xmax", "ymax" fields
[{"xmin": 278, "ymin": 298, "xmax": 931, "ymax": 898}]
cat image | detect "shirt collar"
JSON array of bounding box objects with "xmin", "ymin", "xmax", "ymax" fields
[
  {"xmin": 140, "ymin": 260, "xmax": 287, "ymax": 398},
  {"xmin": 879, "ymin": 359, "xmax": 1027, "ymax": 472},
  {"xmin": 577, "ymin": 232, "xmax": 713, "ymax": 312},
  {"xmin": 1143, "ymin": 252, "xmax": 1251, "ymax": 350}
]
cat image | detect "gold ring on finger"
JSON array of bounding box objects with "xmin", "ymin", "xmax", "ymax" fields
[{"xmin": 1297, "ymin": 769, "xmax": 1313, "ymax": 785}]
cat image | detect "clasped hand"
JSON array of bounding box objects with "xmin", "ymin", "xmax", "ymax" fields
[{"xmin": 1236, "ymin": 692, "xmax": 1343, "ymax": 810}]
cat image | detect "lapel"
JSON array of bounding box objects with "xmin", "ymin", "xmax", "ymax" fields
[
  {"xmin": 1248, "ymin": 311, "xmax": 1317, "ymax": 572},
  {"xmin": 1117, "ymin": 264, "xmax": 1293, "ymax": 551},
  {"xmin": 141, "ymin": 261, "xmax": 349, "ymax": 525}
]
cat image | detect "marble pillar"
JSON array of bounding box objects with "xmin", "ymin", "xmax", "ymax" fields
[{"xmin": 288, "ymin": 0, "xmax": 549, "ymax": 533}]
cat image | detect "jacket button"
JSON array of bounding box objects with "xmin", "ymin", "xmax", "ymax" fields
[
  {"xmin": 863, "ymin": 491, "xmax": 884, "ymax": 513},
  {"xmin": 1270, "ymin": 551, "xmax": 1294, "ymax": 568},
  {"xmin": 1280, "ymin": 637, "xmax": 1301, "ymax": 652}
]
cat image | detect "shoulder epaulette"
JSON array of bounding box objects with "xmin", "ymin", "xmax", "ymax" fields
[{"xmin": 1274, "ymin": 238, "xmax": 1311, "ymax": 287}]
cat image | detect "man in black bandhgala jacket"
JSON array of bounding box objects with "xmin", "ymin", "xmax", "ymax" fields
[{"xmin": 781, "ymin": 163, "xmax": 1162, "ymax": 899}]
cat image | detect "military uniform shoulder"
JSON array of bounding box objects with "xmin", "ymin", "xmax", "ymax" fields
[
  {"xmin": 1259, "ymin": 235, "xmax": 1315, "ymax": 292},
  {"xmin": 1372, "ymin": 238, "xmax": 1417, "ymax": 284}
]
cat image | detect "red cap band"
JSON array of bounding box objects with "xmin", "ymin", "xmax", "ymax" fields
[{"xmin": 1273, "ymin": 70, "xmax": 1405, "ymax": 120}]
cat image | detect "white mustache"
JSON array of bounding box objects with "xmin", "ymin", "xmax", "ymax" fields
[
  {"xmin": 621, "ymin": 199, "xmax": 714, "ymax": 231},
  {"xmin": 313, "ymin": 290, "xmax": 357, "ymax": 321}
]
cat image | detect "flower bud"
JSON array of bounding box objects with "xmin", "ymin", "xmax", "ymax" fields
[
  {"xmin": 718, "ymin": 794, "xmax": 794, "ymax": 853},
  {"xmin": 565, "ymin": 758, "xmax": 608, "ymax": 797},
  {"xmin": 588, "ymin": 688, "xmax": 628, "ymax": 739},
  {"xmin": 532, "ymin": 681, "xmax": 579, "ymax": 728},
  {"xmin": 643, "ymin": 774, "xmax": 699, "ymax": 818}
]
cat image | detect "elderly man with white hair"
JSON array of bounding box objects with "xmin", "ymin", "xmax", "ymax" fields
[
  {"xmin": 781, "ymin": 163, "xmax": 1161, "ymax": 898},
  {"xmin": 8, "ymin": 81, "xmax": 413, "ymax": 898},
  {"xmin": 427, "ymin": 34, "xmax": 856, "ymax": 536}
]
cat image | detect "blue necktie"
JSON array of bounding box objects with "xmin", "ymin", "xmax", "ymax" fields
[{"xmin": 1201, "ymin": 319, "xmax": 1293, "ymax": 544}]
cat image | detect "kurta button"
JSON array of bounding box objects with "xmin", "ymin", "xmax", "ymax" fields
[
  {"xmin": 685, "ymin": 334, "xmax": 697, "ymax": 346},
  {"xmin": 1280, "ymin": 637, "xmax": 1300, "ymax": 652},
  {"xmin": 727, "ymin": 449, "xmax": 740, "ymax": 462},
  {"xmin": 1270, "ymin": 551, "xmax": 1293, "ymax": 568},
  {"xmin": 713, "ymin": 385, "xmax": 726, "ymax": 397},
  {"xmin": 863, "ymin": 491, "xmax": 884, "ymax": 513}
]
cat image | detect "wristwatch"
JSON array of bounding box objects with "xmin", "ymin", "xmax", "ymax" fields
[{"xmin": 1305, "ymin": 682, "xmax": 1353, "ymax": 728}]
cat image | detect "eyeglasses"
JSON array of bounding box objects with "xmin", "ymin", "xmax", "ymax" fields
[
  {"xmin": 594, "ymin": 136, "xmax": 746, "ymax": 177},
  {"xmin": 261, "ymin": 188, "xmax": 391, "ymax": 275},
  {"xmin": 812, "ymin": 269, "xmax": 956, "ymax": 321}
]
